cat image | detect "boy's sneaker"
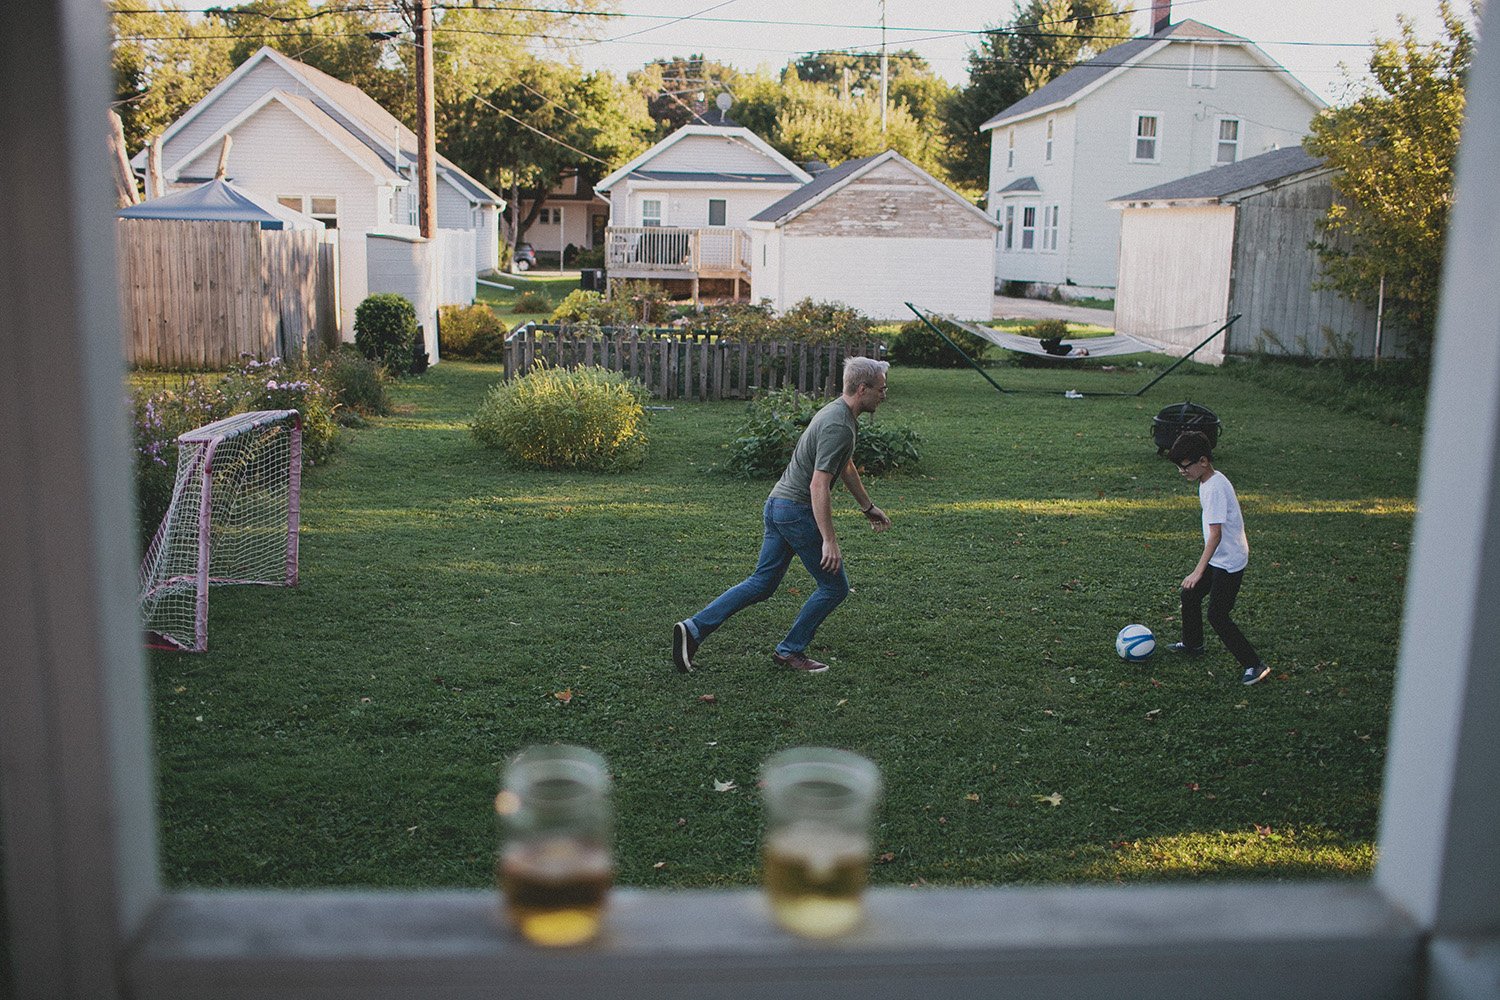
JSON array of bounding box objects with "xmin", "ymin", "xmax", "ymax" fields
[
  {"xmin": 672, "ymin": 621, "xmax": 699, "ymax": 673},
  {"xmin": 772, "ymin": 651, "xmax": 829, "ymax": 673},
  {"xmin": 1169, "ymin": 642, "xmax": 1206, "ymax": 656},
  {"xmin": 1242, "ymin": 662, "xmax": 1271, "ymax": 686}
]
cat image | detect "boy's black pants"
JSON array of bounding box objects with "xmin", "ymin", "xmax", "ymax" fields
[{"xmin": 1181, "ymin": 567, "xmax": 1261, "ymax": 667}]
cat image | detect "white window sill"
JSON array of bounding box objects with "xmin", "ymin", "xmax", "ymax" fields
[{"xmin": 127, "ymin": 882, "xmax": 1417, "ymax": 999}]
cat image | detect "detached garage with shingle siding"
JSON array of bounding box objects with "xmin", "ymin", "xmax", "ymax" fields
[{"xmin": 748, "ymin": 151, "xmax": 998, "ymax": 321}]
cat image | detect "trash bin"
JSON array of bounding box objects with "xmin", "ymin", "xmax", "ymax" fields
[
  {"xmin": 1152, "ymin": 401, "xmax": 1222, "ymax": 454},
  {"xmin": 580, "ymin": 268, "xmax": 604, "ymax": 292}
]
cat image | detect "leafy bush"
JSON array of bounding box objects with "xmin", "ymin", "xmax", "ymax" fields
[
  {"xmin": 354, "ymin": 293, "xmax": 419, "ymax": 371},
  {"xmin": 888, "ymin": 318, "xmax": 989, "ymax": 367},
  {"xmin": 129, "ymin": 356, "xmax": 343, "ymax": 544},
  {"xmin": 1028, "ymin": 318, "xmax": 1070, "ymax": 341},
  {"xmin": 317, "ymin": 347, "xmax": 392, "ymax": 421},
  {"xmin": 513, "ymin": 290, "xmax": 552, "ymax": 313},
  {"xmin": 439, "ymin": 304, "xmax": 506, "ymax": 361},
  {"xmin": 218, "ymin": 356, "xmax": 341, "ymax": 464},
  {"xmin": 470, "ymin": 363, "xmax": 651, "ymax": 471},
  {"xmin": 722, "ymin": 387, "xmax": 921, "ymax": 478},
  {"xmin": 550, "ymin": 289, "xmax": 635, "ymax": 328},
  {"xmin": 610, "ymin": 279, "xmax": 673, "ymax": 325},
  {"xmin": 672, "ymin": 299, "xmax": 877, "ymax": 345}
]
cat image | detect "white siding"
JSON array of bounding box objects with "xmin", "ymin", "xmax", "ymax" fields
[
  {"xmin": 1113, "ymin": 204, "xmax": 1235, "ymax": 362},
  {"xmin": 180, "ymin": 99, "xmax": 380, "ymax": 339},
  {"xmin": 611, "ymin": 179, "xmax": 800, "ymax": 228},
  {"xmin": 366, "ymin": 233, "xmax": 441, "ymax": 363},
  {"xmin": 771, "ymin": 235, "xmax": 995, "ymax": 321},
  {"xmin": 990, "ymin": 39, "xmax": 1319, "ymax": 290},
  {"xmin": 647, "ymin": 134, "xmax": 790, "ymax": 174},
  {"xmin": 159, "ymin": 60, "xmax": 311, "ymax": 170},
  {"xmin": 474, "ymin": 204, "xmax": 500, "ymax": 271}
]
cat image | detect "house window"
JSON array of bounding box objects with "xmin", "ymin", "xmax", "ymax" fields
[
  {"xmin": 1190, "ymin": 43, "xmax": 1217, "ymax": 87},
  {"xmin": 708, "ymin": 198, "xmax": 726, "ymax": 227},
  {"xmin": 277, "ymin": 195, "xmax": 301, "ymax": 212},
  {"xmin": 1216, "ymin": 118, "xmax": 1241, "ymax": 165},
  {"xmin": 309, "ymin": 196, "xmax": 337, "ymax": 230},
  {"xmin": 1045, "ymin": 117, "xmax": 1055, "ymax": 163},
  {"xmin": 1042, "ymin": 204, "xmax": 1059, "ymax": 251},
  {"xmin": 1021, "ymin": 205, "xmax": 1036, "ymax": 250},
  {"xmin": 1004, "ymin": 204, "xmax": 1014, "ymax": 250},
  {"xmin": 1007, "ymin": 128, "xmax": 1016, "ymax": 170},
  {"xmin": 1133, "ymin": 113, "xmax": 1160, "ymax": 162},
  {"xmin": 641, "ymin": 198, "xmax": 663, "ymax": 227}
]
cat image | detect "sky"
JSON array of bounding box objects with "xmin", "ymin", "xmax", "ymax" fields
[{"xmin": 560, "ymin": 0, "xmax": 1465, "ymax": 105}]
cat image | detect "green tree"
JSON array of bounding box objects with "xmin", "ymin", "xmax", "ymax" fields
[
  {"xmin": 109, "ymin": 2, "xmax": 233, "ymax": 153},
  {"xmin": 1304, "ymin": 2, "xmax": 1477, "ymax": 364},
  {"xmin": 944, "ymin": 0, "xmax": 1133, "ymax": 190},
  {"xmin": 443, "ymin": 57, "xmax": 652, "ymax": 246},
  {"xmin": 628, "ymin": 55, "xmax": 743, "ymax": 137}
]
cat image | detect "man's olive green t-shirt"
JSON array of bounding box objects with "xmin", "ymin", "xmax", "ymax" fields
[{"xmin": 768, "ymin": 398, "xmax": 858, "ymax": 505}]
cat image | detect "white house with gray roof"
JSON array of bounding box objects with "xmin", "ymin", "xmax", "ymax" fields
[
  {"xmin": 981, "ymin": 8, "xmax": 1323, "ymax": 296},
  {"xmin": 1110, "ymin": 144, "xmax": 1403, "ymax": 362},
  {"xmin": 131, "ymin": 46, "xmax": 504, "ymax": 340},
  {"xmin": 748, "ymin": 150, "xmax": 998, "ymax": 320},
  {"xmin": 595, "ymin": 122, "xmax": 812, "ymax": 301}
]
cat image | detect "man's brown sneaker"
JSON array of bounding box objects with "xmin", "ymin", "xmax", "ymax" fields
[{"xmin": 772, "ymin": 651, "xmax": 829, "ymax": 673}]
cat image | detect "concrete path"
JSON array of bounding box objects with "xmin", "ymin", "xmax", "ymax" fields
[{"xmin": 993, "ymin": 295, "xmax": 1114, "ymax": 329}]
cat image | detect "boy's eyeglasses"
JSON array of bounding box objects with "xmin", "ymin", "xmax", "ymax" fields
[{"xmin": 1176, "ymin": 459, "xmax": 1201, "ymax": 471}]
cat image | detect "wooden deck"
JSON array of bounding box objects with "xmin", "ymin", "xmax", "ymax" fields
[{"xmin": 605, "ymin": 226, "xmax": 750, "ymax": 300}]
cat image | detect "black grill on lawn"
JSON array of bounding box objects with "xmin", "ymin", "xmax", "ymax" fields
[{"xmin": 1152, "ymin": 401, "xmax": 1222, "ymax": 454}]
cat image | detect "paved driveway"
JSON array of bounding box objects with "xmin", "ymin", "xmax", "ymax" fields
[{"xmin": 993, "ymin": 295, "xmax": 1114, "ymax": 329}]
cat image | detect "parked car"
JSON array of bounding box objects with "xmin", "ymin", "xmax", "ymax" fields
[{"xmin": 512, "ymin": 242, "xmax": 536, "ymax": 272}]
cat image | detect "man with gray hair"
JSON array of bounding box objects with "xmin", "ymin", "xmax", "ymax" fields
[{"xmin": 674, "ymin": 355, "xmax": 893, "ymax": 673}]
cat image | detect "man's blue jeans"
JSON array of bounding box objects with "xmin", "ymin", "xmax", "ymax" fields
[{"xmin": 686, "ymin": 497, "xmax": 850, "ymax": 657}]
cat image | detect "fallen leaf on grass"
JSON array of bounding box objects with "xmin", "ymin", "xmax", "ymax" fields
[
  {"xmin": 653, "ymin": 861, "xmax": 667, "ymax": 869},
  {"xmin": 1254, "ymin": 824, "xmax": 1274, "ymax": 837},
  {"xmin": 1144, "ymin": 708, "xmax": 1162, "ymax": 720},
  {"xmin": 698, "ymin": 693, "xmax": 717, "ymax": 703},
  {"xmin": 553, "ymin": 688, "xmax": 573, "ymax": 704},
  {"xmin": 1185, "ymin": 782, "xmax": 1200, "ymax": 792},
  {"xmin": 713, "ymin": 779, "xmax": 737, "ymax": 793},
  {"xmin": 965, "ymin": 793, "xmax": 981, "ymax": 803},
  {"xmin": 876, "ymin": 852, "xmax": 896, "ymax": 865},
  {"xmin": 836, "ymin": 698, "xmax": 848, "ymax": 707},
  {"xmin": 1034, "ymin": 792, "xmax": 1063, "ymax": 808}
]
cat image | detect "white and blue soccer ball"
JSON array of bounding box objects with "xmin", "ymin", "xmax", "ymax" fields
[{"xmin": 1116, "ymin": 624, "xmax": 1156, "ymax": 661}]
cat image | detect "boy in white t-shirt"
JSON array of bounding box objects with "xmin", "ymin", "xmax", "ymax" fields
[{"xmin": 1166, "ymin": 431, "xmax": 1270, "ymax": 686}]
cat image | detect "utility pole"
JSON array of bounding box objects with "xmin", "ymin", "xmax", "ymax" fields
[
  {"xmin": 879, "ymin": 0, "xmax": 888, "ymax": 133},
  {"xmin": 413, "ymin": 0, "xmax": 437, "ymax": 238}
]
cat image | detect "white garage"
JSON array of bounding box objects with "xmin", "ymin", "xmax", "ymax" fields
[{"xmin": 748, "ymin": 150, "xmax": 998, "ymax": 322}]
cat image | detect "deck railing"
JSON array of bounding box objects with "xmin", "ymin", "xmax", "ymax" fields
[{"xmin": 605, "ymin": 226, "xmax": 750, "ymax": 276}]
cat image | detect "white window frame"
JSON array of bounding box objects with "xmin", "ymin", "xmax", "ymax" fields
[
  {"xmin": 1006, "ymin": 127, "xmax": 1016, "ymax": 170},
  {"xmin": 8, "ymin": 8, "xmax": 1500, "ymax": 999},
  {"xmin": 1131, "ymin": 111, "xmax": 1161, "ymax": 163},
  {"xmin": 1020, "ymin": 203, "xmax": 1037, "ymax": 251},
  {"xmin": 707, "ymin": 198, "xmax": 727, "ymax": 227},
  {"xmin": 1003, "ymin": 204, "xmax": 1015, "ymax": 251},
  {"xmin": 640, "ymin": 196, "xmax": 664, "ymax": 227},
  {"xmin": 1044, "ymin": 116, "xmax": 1055, "ymax": 163},
  {"xmin": 1189, "ymin": 42, "xmax": 1218, "ymax": 87},
  {"xmin": 1215, "ymin": 116, "xmax": 1242, "ymax": 165},
  {"xmin": 308, "ymin": 195, "xmax": 338, "ymax": 230},
  {"xmin": 1042, "ymin": 204, "xmax": 1059, "ymax": 252}
]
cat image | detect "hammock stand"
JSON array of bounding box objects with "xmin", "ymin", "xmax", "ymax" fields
[{"xmin": 904, "ymin": 302, "xmax": 1240, "ymax": 398}]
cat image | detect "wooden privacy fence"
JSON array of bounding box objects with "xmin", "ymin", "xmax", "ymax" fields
[
  {"xmin": 503, "ymin": 325, "xmax": 885, "ymax": 401},
  {"xmin": 117, "ymin": 218, "xmax": 337, "ymax": 369}
]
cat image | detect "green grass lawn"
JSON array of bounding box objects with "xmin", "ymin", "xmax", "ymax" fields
[
  {"xmin": 149, "ymin": 356, "xmax": 1417, "ymax": 890},
  {"xmin": 476, "ymin": 272, "xmax": 579, "ymax": 328}
]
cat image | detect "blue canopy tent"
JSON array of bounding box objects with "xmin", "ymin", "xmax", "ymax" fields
[{"xmin": 117, "ymin": 178, "xmax": 323, "ymax": 231}]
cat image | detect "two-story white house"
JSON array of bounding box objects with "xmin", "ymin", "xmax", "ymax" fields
[
  {"xmin": 131, "ymin": 46, "xmax": 504, "ymax": 338},
  {"xmin": 980, "ymin": 5, "xmax": 1323, "ymax": 296},
  {"xmin": 594, "ymin": 120, "xmax": 812, "ymax": 301}
]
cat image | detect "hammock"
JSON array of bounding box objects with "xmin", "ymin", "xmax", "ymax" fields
[
  {"xmin": 945, "ymin": 319, "xmax": 1159, "ymax": 359},
  {"xmin": 904, "ymin": 302, "xmax": 1239, "ymax": 398}
]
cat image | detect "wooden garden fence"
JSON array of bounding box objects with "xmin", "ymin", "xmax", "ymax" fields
[
  {"xmin": 117, "ymin": 218, "xmax": 337, "ymax": 369},
  {"xmin": 502, "ymin": 324, "xmax": 885, "ymax": 401}
]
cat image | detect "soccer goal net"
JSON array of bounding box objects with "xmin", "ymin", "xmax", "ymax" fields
[{"xmin": 139, "ymin": 409, "xmax": 302, "ymax": 652}]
